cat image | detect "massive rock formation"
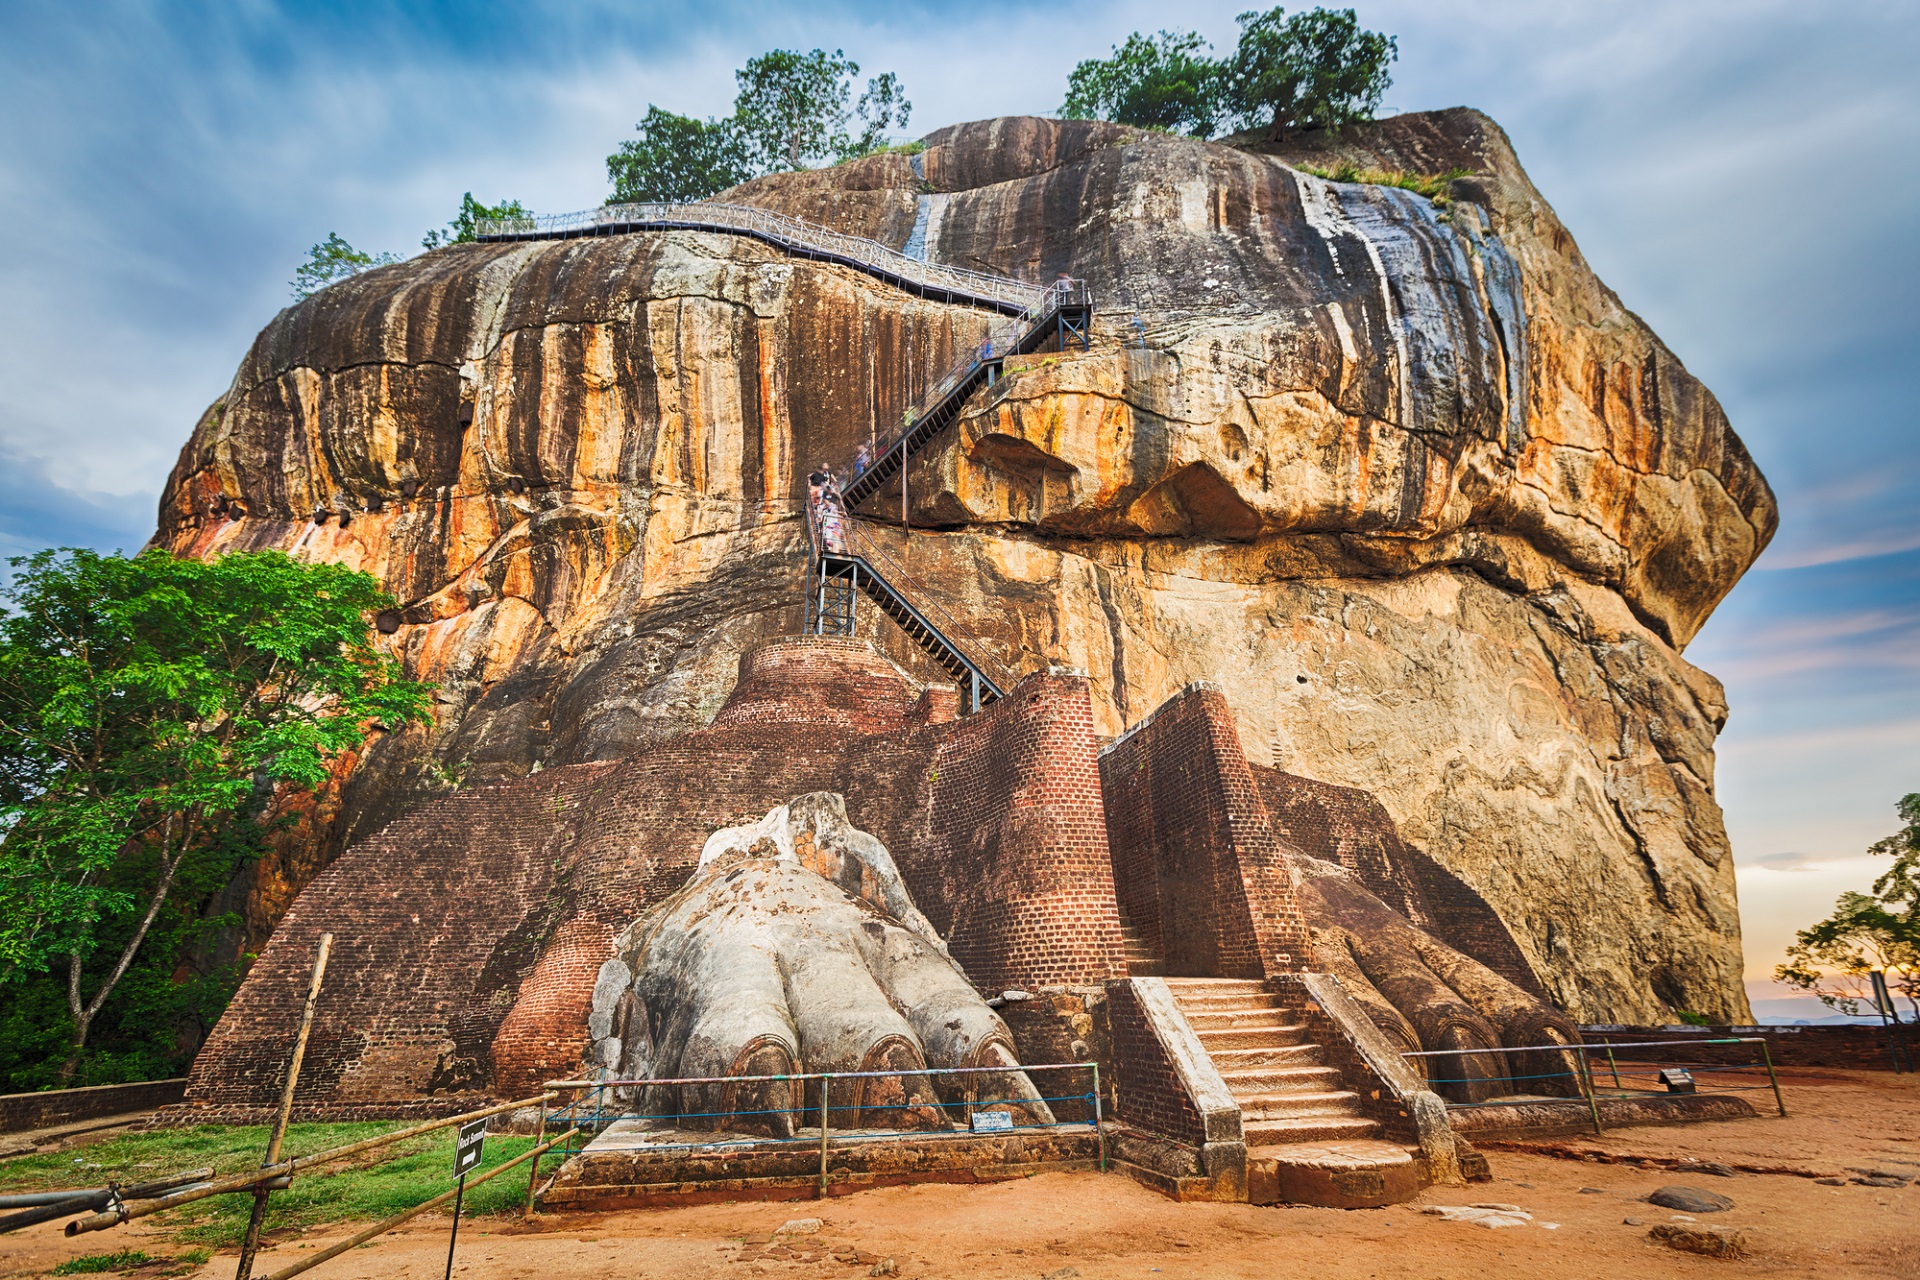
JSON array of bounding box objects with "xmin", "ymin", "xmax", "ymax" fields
[{"xmin": 155, "ymin": 109, "xmax": 1772, "ymax": 1023}]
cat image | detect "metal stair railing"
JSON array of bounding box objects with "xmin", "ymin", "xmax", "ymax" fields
[
  {"xmin": 804, "ymin": 513, "xmax": 1012, "ymax": 713},
  {"xmin": 475, "ymin": 200, "xmax": 1044, "ymax": 315},
  {"xmin": 476, "ymin": 200, "xmax": 1090, "ymax": 514},
  {"xmin": 841, "ymin": 277, "xmax": 1090, "ymax": 512}
]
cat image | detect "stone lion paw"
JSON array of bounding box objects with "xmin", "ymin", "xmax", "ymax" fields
[
  {"xmin": 585, "ymin": 793, "xmax": 1053, "ymax": 1136},
  {"xmin": 1293, "ymin": 857, "xmax": 1584, "ymax": 1103}
]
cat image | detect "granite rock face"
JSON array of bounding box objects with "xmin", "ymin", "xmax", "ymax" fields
[{"xmin": 155, "ymin": 109, "xmax": 1771, "ymax": 1023}]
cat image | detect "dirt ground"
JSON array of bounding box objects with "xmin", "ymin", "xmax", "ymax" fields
[{"xmin": 6, "ymin": 1068, "xmax": 1915, "ymax": 1280}]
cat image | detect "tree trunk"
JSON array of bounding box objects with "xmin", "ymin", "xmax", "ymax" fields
[{"xmin": 59, "ymin": 951, "xmax": 92, "ymax": 1084}]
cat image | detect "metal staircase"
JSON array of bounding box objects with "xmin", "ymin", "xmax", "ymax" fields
[
  {"xmin": 839, "ymin": 279, "xmax": 1090, "ymax": 513},
  {"xmin": 807, "ymin": 553, "xmax": 1006, "ymax": 713},
  {"xmin": 477, "ymin": 198, "xmax": 1092, "ymax": 715}
]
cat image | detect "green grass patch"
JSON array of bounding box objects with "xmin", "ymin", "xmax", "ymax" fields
[
  {"xmin": 1300, "ymin": 162, "xmax": 1470, "ymax": 201},
  {"xmin": 1, "ymin": 1122, "xmax": 541, "ymax": 1248},
  {"xmin": 52, "ymin": 1251, "xmax": 159, "ymax": 1274}
]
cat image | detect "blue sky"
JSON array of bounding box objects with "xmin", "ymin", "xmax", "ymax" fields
[{"xmin": 2, "ymin": 0, "xmax": 1915, "ymax": 1017}]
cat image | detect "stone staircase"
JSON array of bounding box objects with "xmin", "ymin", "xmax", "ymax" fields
[
  {"xmin": 1163, "ymin": 978, "xmax": 1379, "ymax": 1144},
  {"xmin": 1163, "ymin": 977, "xmax": 1424, "ymax": 1206}
]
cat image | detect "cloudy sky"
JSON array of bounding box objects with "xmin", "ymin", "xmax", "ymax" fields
[{"xmin": 3, "ymin": 0, "xmax": 1915, "ymax": 1020}]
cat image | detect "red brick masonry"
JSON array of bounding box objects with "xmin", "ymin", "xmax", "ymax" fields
[
  {"xmin": 174, "ymin": 639, "xmax": 1128, "ymax": 1118},
  {"xmin": 172, "ymin": 641, "xmax": 1561, "ymax": 1133}
]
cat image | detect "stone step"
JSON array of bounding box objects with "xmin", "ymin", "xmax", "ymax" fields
[
  {"xmin": 1237, "ymin": 1090, "xmax": 1370, "ymax": 1120},
  {"xmin": 1246, "ymin": 1139, "xmax": 1422, "ymax": 1209},
  {"xmin": 1243, "ymin": 1116, "xmax": 1382, "ymax": 1144},
  {"xmin": 1192, "ymin": 1024, "xmax": 1311, "ymax": 1051},
  {"xmin": 1183, "ymin": 1008, "xmax": 1293, "ymax": 1032},
  {"xmin": 1208, "ymin": 1043, "xmax": 1326, "ymax": 1070},
  {"xmin": 1217, "ymin": 1065, "xmax": 1344, "ymax": 1094},
  {"xmin": 1162, "ymin": 978, "xmax": 1270, "ymax": 995},
  {"xmin": 1170, "ymin": 991, "xmax": 1283, "ymax": 1014}
]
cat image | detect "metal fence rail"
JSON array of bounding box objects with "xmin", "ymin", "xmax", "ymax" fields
[
  {"xmin": 1401, "ymin": 1036, "xmax": 1787, "ymax": 1135},
  {"xmin": 542, "ymin": 1060, "xmax": 1105, "ymax": 1194},
  {"xmin": 476, "ymin": 200, "xmax": 1046, "ymax": 315}
]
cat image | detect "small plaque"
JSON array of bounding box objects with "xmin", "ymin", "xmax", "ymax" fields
[
  {"xmin": 971, "ymin": 1110, "xmax": 1014, "ymax": 1133},
  {"xmin": 453, "ymin": 1119, "xmax": 487, "ymax": 1176},
  {"xmin": 1657, "ymin": 1068, "xmax": 1696, "ymax": 1094}
]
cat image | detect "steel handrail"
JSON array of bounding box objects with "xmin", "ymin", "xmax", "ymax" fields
[
  {"xmin": 841, "ymin": 524, "xmax": 1016, "ymax": 692},
  {"xmin": 476, "ymin": 200, "xmax": 1045, "ymax": 312}
]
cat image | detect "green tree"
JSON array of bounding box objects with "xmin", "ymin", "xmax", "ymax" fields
[
  {"xmin": 1220, "ymin": 7, "xmax": 1397, "ymax": 138},
  {"xmin": 0, "ymin": 549, "xmax": 433, "ymax": 1074},
  {"xmin": 1060, "ymin": 30, "xmax": 1226, "ymax": 138},
  {"xmin": 732, "ymin": 48, "xmax": 911, "ymax": 172},
  {"xmin": 290, "ymin": 233, "xmax": 400, "ymax": 301},
  {"xmin": 607, "ymin": 107, "xmax": 754, "ymax": 203},
  {"xmin": 1774, "ymin": 793, "xmax": 1920, "ymax": 1019},
  {"xmin": 422, "ymin": 193, "xmax": 536, "ymax": 250}
]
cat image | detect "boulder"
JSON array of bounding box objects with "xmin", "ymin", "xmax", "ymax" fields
[
  {"xmin": 154, "ymin": 109, "xmax": 1770, "ymax": 1022},
  {"xmin": 1647, "ymin": 1185, "xmax": 1735, "ymax": 1213}
]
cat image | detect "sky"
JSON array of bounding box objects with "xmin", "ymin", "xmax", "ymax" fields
[{"xmin": 2, "ymin": 0, "xmax": 1915, "ymax": 1022}]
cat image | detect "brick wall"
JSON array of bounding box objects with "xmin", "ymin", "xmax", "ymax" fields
[
  {"xmin": 1105, "ymin": 981, "xmax": 1206, "ymax": 1145},
  {"xmin": 179, "ymin": 637, "xmax": 1127, "ymax": 1115},
  {"xmin": 0, "ymin": 1079, "xmax": 187, "ymax": 1133},
  {"xmin": 1098, "ymin": 685, "xmax": 1307, "ymax": 978},
  {"xmin": 1252, "ymin": 766, "xmax": 1543, "ymax": 995}
]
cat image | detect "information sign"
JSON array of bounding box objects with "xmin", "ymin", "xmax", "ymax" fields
[{"xmin": 453, "ymin": 1120, "xmax": 487, "ymax": 1177}]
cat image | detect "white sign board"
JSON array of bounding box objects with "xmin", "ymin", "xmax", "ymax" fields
[{"xmin": 971, "ymin": 1110, "xmax": 1014, "ymax": 1133}]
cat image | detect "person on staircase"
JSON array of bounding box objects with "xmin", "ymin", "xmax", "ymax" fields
[{"xmin": 808, "ymin": 462, "xmax": 850, "ymax": 556}]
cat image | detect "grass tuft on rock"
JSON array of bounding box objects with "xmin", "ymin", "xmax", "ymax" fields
[
  {"xmin": 2, "ymin": 1123, "xmax": 539, "ymax": 1248},
  {"xmin": 1299, "ymin": 162, "xmax": 1469, "ymax": 201}
]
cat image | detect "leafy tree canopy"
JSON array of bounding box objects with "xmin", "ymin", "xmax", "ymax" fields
[
  {"xmin": 1221, "ymin": 7, "xmax": 1396, "ymax": 137},
  {"xmin": 1062, "ymin": 31, "xmax": 1225, "ymax": 139},
  {"xmin": 1774, "ymin": 792, "xmax": 1920, "ymax": 1020},
  {"xmin": 0, "ymin": 549, "xmax": 433, "ymax": 1074},
  {"xmin": 290, "ymin": 233, "xmax": 399, "ymax": 300},
  {"xmin": 1060, "ymin": 6, "xmax": 1396, "ymax": 141},
  {"xmin": 604, "ymin": 48, "xmax": 911, "ymax": 205},
  {"xmin": 422, "ymin": 193, "xmax": 535, "ymax": 249},
  {"xmin": 608, "ymin": 107, "xmax": 754, "ymax": 203}
]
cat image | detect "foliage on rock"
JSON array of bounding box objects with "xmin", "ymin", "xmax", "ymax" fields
[
  {"xmin": 606, "ymin": 47, "xmax": 910, "ymax": 204},
  {"xmin": 1060, "ymin": 6, "xmax": 1396, "ymax": 140},
  {"xmin": 0, "ymin": 548, "xmax": 432, "ymax": 1075},
  {"xmin": 421, "ymin": 193, "xmax": 535, "ymax": 249},
  {"xmin": 290, "ymin": 233, "xmax": 399, "ymax": 301}
]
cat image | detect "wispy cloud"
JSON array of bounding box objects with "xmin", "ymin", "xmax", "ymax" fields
[{"xmin": 3, "ymin": 0, "xmax": 1918, "ymax": 999}]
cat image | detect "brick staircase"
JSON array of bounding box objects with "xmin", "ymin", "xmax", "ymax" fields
[
  {"xmin": 1163, "ymin": 978, "xmax": 1379, "ymax": 1144},
  {"xmin": 1115, "ymin": 906, "xmax": 1163, "ymax": 977}
]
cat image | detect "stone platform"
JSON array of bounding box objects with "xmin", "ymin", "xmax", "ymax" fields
[
  {"xmin": 539, "ymin": 1118, "xmax": 1105, "ymax": 1209},
  {"xmin": 1446, "ymin": 1092, "xmax": 1757, "ymax": 1140}
]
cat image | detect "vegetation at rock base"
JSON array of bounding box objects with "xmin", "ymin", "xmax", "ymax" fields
[
  {"xmin": 1298, "ymin": 162, "xmax": 1469, "ymax": 200},
  {"xmin": 421, "ymin": 193, "xmax": 535, "ymax": 249},
  {"xmin": 0, "ymin": 1124, "xmax": 539, "ymax": 1246},
  {"xmin": 1061, "ymin": 6, "xmax": 1396, "ymax": 141},
  {"xmin": 608, "ymin": 48, "xmax": 911, "ymax": 203},
  {"xmin": 0, "ymin": 549, "xmax": 433, "ymax": 1086},
  {"xmin": 289, "ymin": 232, "xmax": 399, "ymax": 300},
  {"xmin": 1774, "ymin": 791, "xmax": 1920, "ymax": 1018}
]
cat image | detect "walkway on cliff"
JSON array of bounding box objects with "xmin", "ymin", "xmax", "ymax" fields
[{"xmin": 479, "ymin": 200, "xmax": 1093, "ymax": 710}]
